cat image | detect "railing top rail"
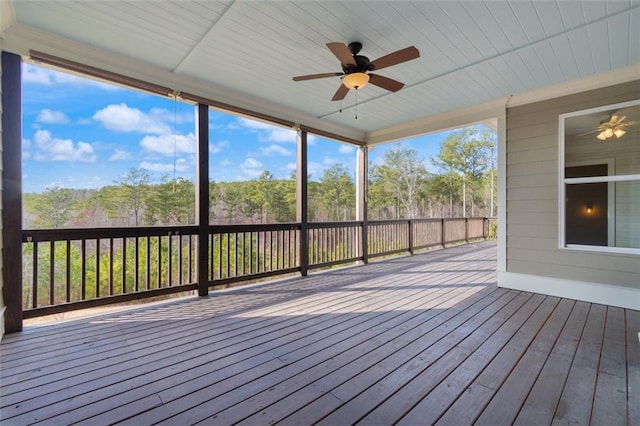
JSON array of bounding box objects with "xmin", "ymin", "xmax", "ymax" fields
[
  {"xmin": 408, "ymin": 218, "xmax": 444, "ymax": 224},
  {"xmin": 210, "ymin": 223, "xmax": 301, "ymax": 233},
  {"xmin": 22, "ymin": 225, "xmax": 199, "ymax": 242},
  {"xmin": 308, "ymin": 221, "xmax": 364, "ymax": 229},
  {"xmin": 367, "ymin": 219, "xmax": 410, "ymax": 225}
]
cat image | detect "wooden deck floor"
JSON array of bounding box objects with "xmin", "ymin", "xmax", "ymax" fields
[{"xmin": 1, "ymin": 241, "xmax": 638, "ymax": 425}]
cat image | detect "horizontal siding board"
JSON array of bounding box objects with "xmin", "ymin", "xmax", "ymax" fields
[
  {"xmin": 507, "ymin": 224, "xmax": 558, "ymax": 239},
  {"xmin": 507, "ymin": 236, "xmax": 558, "ymax": 251},
  {"xmin": 507, "ymin": 173, "xmax": 558, "ymax": 189},
  {"xmin": 507, "ymin": 199, "xmax": 558, "ymax": 213},
  {"xmin": 508, "ymin": 147, "xmax": 557, "ymax": 165},
  {"xmin": 506, "ymin": 187, "xmax": 556, "ymax": 201}
]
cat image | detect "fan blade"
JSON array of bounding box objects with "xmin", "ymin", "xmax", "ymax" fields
[
  {"xmin": 576, "ymin": 129, "xmax": 599, "ymax": 137},
  {"xmin": 369, "ymin": 46, "xmax": 420, "ymax": 71},
  {"xmin": 293, "ymin": 72, "xmax": 343, "ymax": 81},
  {"xmin": 331, "ymin": 83, "xmax": 349, "ymax": 101},
  {"xmin": 369, "ymin": 73, "xmax": 405, "ymax": 92},
  {"xmin": 610, "ymin": 115, "xmax": 627, "ymax": 125},
  {"xmin": 326, "ymin": 42, "xmax": 356, "ymax": 67}
]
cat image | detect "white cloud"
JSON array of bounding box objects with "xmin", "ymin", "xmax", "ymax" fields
[
  {"xmin": 211, "ymin": 140, "xmax": 229, "ymax": 154},
  {"xmin": 94, "ymin": 103, "xmax": 171, "ymax": 134},
  {"xmin": 241, "ymin": 157, "xmax": 263, "ymax": 169},
  {"xmin": 240, "ymin": 157, "xmax": 264, "ymax": 178},
  {"xmin": 23, "ymin": 64, "xmax": 119, "ymax": 90},
  {"xmin": 141, "ymin": 133, "xmax": 195, "ymax": 156},
  {"xmin": 32, "ymin": 130, "xmax": 97, "ymax": 162},
  {"xmin": 339, "ymin": 144, "xmax": 355, "ymax": 154},
  {"xmin": 146, "ymin": 107, "xmax": 193, "ymax": 125},
  {"xmin": 140, "ymin": 158, "xmax": 189, "ymax": 172},
  {"xmin": 23, "ymin": 66, "xmax": 54, "ymax": 85},
  {"xmin": 22, "ymin": 138, "xmax": 32, "ymax": 160},
  {"xmin": 36, "ymin": 109, "xmax": 70, "ymax": 124},
  {"xmin": 220, "ymin": 159, "xmax": 232, "ymax": 167},
  {"xmin": 323, "ymin": 156, "xmax": 338, "ymax": 165},
  {"xmin": 261, "ymin": 144, "xmax": 292, "ymax": 156},
  {"xmin": 236, "ymin": 118, "xmax": 296, "ymax": 143},
  {"xmin": 109, "ymin": 149, "xmax": 131, "ymax": 161},
  {"xmin": 285, "ymin": 162, "xmax": 297, "ymax": 171}
]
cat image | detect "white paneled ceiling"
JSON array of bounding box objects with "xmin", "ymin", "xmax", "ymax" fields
[{"xmin": 2, "ymin": 0, "xmax": 639, "ymax": 144}]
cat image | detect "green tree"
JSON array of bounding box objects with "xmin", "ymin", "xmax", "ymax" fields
[
  {"xmin": 433, "ymin": 128, "xmax": 493, "ymax": 216},
  {"xmin": 318, "ymin": 164, "xmax": 355, "ymax": 221},
  {"xmin": 24, "ymin": 186, "xmax": 75, "ymax": 228},
  {"xmin": 116, "ymin": 168, "xmax": 151, "ymax": 226},
  {"xmin": 370, "ymin": 145, "xmax": 428, "ymax": 219},
  {"xmin": 145, "ymin": 176, "xmax": 195, "ymax": 225}
]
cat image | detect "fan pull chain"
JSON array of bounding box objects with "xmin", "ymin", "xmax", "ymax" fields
[{"xmin": 355, "ymin": 88, "xmax": 358, "ymax": 119}]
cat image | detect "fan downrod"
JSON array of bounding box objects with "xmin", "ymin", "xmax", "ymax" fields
[{"xmin": 348, "ymin": 42, "xmax": 363, "ymax": 55}]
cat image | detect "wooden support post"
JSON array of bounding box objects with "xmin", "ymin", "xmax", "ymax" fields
[
  {"xmin": 441, "ymin": 218, "xmax": 446, "ymax": 248},
  {"xmin": 356, "ymin": 146, "xmax": 368, "ymax": 264},
  {"xmin": 196, "ymin": 104, "xmax": 209, "ymax": 297},
  {"xmin": 408, "ymin": 220, "xmax": 414, "ymax": 255},
  {"xmin": 465, "ymin": 217, "xmax": 469, "ymax": 243},
  {"xmin": 2, "ymin": 52, "xmax": 23, "ymax": 333},
  {"xmin": 296, "ymin": 129, "xmax": 308, "ymax": 276}
]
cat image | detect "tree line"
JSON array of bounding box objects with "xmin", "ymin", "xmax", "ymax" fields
[{"xmin": 24, "ymin": 127, "xmax": 496, "ymax": 229}]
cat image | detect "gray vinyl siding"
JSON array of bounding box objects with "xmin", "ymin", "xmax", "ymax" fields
[{"xmin": 506, "ymin": 80, "xmax": 640, "ymax": 289}]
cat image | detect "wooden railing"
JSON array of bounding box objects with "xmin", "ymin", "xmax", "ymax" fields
[
  {"xmin": 209, "ymin": 223, "xmax": 300, "ymax": 286},
  {"xmin": 21, "ymin": 217, "xmax": 489, "ymax": 317},
  {"xmin": 308, "ymin": 221, "xmax": 363, "ymax": 270}
]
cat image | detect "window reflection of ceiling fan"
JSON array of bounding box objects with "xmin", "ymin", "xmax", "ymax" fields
[
  {"xmin": 581, "ymin": 114, "xmax": 639, "ymax": 140},
  {"xmin": 292, "ymin": 42, "xmax": 420, "ymax": 101}
]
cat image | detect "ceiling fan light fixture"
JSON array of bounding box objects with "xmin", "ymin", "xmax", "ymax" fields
[
  {"xmin": 343, "ymin": 72, "xmax": 370, "ymax": 89},
  {"xmin": 613, "ymin": 128, "xmax": 626, "ymax": 138},
  {"xmin": 597, "ymin": 131, "xmax": 607, "ymax": 140},
  {"xmin": 603, "ymin": 128, "xmax": 614, "ymax": 138}
]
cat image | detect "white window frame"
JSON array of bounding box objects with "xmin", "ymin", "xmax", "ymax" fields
[{"xmin": 558, "ymin": 99, "xmax": 640, "ymax": 255}]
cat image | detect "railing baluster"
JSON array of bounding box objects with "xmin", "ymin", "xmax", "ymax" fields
[
  {"xmin": 33, "ymin": 242, "xmax": 38, "ymax": 309},
  {"xmin": 109, "ymin": 238, "xmax": 114, "ymax": 296},
  {"xmin": 146, "ymin": 236, "xmax": 151, "ymax": 290},
  {"xmin": 135, "ymin": 237, "xmax": 139, "ymax": 292},
  {"xmin": 188, "ymin": 235, "xmax": 193, "ymax": 283},
  {"xmin": 66, "ymin": 240, "xmax": 71, "ymax": 303},
  {"xmin": 178, "ymin": 234, "xmax": 183, "ymax": 285},
  {"xmin": 49, "ymin": 240, "xmax": 54, "ymax": 306},
  {"xmin": 168, "ymin": 233, "xmax": 173, "ymax": 287},
  {"xmin": 156, "ymin": 236, "xmax": 161, "ymax": 289},
  {"xmin": 122, "ymin": 237, "xmax": 127, "ymax": 294}
]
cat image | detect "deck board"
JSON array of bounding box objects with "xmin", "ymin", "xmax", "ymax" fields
[{"xmin": 1, "ymin": 241, "xmax": 637, "ymax": 426}]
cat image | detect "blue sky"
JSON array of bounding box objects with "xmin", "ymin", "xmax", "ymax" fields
[{"xmin": 22, "ymin": 64, "xmax": 461, "ymax": 193}]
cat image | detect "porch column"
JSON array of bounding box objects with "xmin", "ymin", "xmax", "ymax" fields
[
  {"xmin": 296, "ymin": 129, "xmax": 308, "ymax": 276},
  {"xmin": 196, "ymin": 103, "xmax": 209, "ymax": 296},
  {"xmin": 497, "ymin": 114, "xmax": 507, "ymax": 273},
  {"xmin": 2, "ymin": 52, "xmax": 23, "ymax": 333},
  {"xmin": 356, "ymin": 145, "xmax": 368, "ymax": 264}
]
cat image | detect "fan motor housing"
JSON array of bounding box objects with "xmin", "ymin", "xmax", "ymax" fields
[{"xmin": 342, "ymin": 55, "xmax": 372, "ymax": 74}]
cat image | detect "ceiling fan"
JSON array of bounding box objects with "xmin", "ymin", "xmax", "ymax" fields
[
  {"xmin": 292, "ymin": 42, "xmax": 420, "ymax": 101},
  {"xmin": 583, "ymin": 114, "xmax": 639, "ymax": 140}
]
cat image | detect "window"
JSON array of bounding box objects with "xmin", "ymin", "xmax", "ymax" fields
[{"xmin": 560, "ymin": 99, "xmax": 640, "ymax": 254}]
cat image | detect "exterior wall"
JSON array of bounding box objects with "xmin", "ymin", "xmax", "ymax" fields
[{"xmin": 500, "ymin": 80, "xmax": 640, "ymax": 310}]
